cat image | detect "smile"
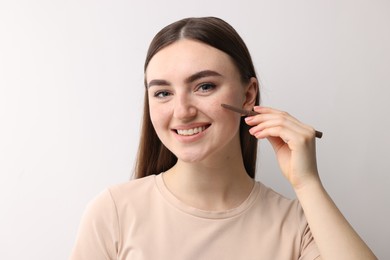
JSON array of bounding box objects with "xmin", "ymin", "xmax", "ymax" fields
[{"xmin": 176, "ymin": 126, "xmax": 208, "ymax": 136}]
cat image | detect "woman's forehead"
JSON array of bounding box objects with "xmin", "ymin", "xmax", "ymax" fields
[{"xmin": 145, "ymin": 39, "xmax": 238, "ymax": 81}]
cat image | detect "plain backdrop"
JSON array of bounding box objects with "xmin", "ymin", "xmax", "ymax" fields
[{"xmin": 1, "ymin": 0, "xmax": 389, "ymax": 259}]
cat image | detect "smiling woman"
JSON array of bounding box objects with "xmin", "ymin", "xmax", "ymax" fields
[
  {"xmin": 145, "ymin": 39, "xmax": 256, "ymax": 165},
  {"xmin": 70, "ymin": 17, "xmax": 377, "ymax": 260},
  {"xmin": 138, "ymin": 17, "xmax": 259, "ymax": 180}
]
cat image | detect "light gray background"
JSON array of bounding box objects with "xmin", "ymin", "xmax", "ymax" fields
[{"xmin": 1, "ymin": 0, "xmax": 389, "ymax": 259}]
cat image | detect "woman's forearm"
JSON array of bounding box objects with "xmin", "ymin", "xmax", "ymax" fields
[{"xmin": 295, "ymin": 178, "xmax": 377, "ymax": 260}]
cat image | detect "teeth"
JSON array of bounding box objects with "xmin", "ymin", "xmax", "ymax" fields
[{"xmin": 177, "ymin": 126, "xmax": 206, "ymax": 136}]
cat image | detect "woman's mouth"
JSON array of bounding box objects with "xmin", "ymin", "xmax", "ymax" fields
[{"xmin": 175, "ymin": 125, "xmax": 210, "ymax": 136}]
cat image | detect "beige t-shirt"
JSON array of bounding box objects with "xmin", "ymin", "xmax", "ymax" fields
[{"xmin": 70, "ymin": 174, "xmax": 320, "ymax": 260}]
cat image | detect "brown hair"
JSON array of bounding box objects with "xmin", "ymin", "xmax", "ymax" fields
[{"xmin": 134, "ymin": 17, "xmax": 260, "ymax": 179}]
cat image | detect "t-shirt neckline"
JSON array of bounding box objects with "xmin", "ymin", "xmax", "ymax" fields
[{"xmin": 154, "ymin": 173, "xmax": 261, "ymax": 219}]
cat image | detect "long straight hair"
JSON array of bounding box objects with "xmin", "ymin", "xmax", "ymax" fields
[{"xmin": 134, "ymin": 17, "xmax": 260, "ymax": 179}]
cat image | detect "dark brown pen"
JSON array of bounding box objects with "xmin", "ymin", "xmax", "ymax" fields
[{"xmin": 221, "ymin": 103, "xmax": 323, "ymax": 138}]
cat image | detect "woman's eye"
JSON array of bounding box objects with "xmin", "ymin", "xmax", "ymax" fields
[
  {"xmin": 154, "ymin": 91, "xmax": 171, "ymax": 98},
  {"xmin": 197, "ymin": 83, "xmax": 216, "ymax": 93}
]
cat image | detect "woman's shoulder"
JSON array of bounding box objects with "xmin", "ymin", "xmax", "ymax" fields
[
  {"xmin": 79, "ymin": 174, "xmax": 160, "ymax": 225},
  {"xmin": 109, "ymin": 174, "xmax": 157, "ymax": 192},
  {"xmin": 107, "ymin": 174, "xmax": 159, "ymax": 203},
  {"xmin": 85, "ymin": 175, "xmax": 156, "ymax": 209},
  {"xmin": 256, "ymin": 181, "xmax": 302, "ymax": 216},
  {"xmin": 255, "ymin": 182, "xmax": 313, "ymax": 245}
]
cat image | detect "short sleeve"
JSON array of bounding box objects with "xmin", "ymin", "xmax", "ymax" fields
[
  {"xmin": 297, "ymin": 202, "xmax": 321, "ymax": 260},
  {"xmin": 69, "ymin": 189, "xmax": 120, "ymax": 260}
]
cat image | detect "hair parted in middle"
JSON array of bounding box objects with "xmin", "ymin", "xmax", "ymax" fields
[{"xmin": 135, "ymin": 16, "xmax": 260, "ymax": 179}]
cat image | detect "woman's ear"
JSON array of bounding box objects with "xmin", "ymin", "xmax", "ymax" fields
[{"xmin": 243, "ymin": 77, "xmax": 258, "ymax": 110}]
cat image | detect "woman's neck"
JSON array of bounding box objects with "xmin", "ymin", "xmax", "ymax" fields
[{"xmin": 162, "ymin": 157, "xmax": 254, "ymax": 211}]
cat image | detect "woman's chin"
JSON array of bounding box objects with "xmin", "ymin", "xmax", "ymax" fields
[{"xmin": 175, "ymin": 153, "xmax": 207, "ymax": 164}]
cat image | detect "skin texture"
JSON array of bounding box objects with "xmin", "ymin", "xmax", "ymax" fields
[{"xmin": 145, "ymin": 39, "xmax": 377, "ymax": 259}]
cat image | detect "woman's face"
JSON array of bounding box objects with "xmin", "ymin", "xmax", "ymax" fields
[{"xmin": 145, "ymin": 39, "xmax": 257, "ymax": 164}]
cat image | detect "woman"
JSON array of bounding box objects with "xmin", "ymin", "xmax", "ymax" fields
[{"xmin": 70, "ymin": 17, "xmax": 376, "ymax": 259}]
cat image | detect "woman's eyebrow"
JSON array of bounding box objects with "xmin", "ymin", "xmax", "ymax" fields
[
  {"xmin": 185, "ymin": 70, "xmax": 222, "ymax": 84},
  {"xmin": 147, "ymin": 79, "xmax": 170, "ymax": 88},
  {"xmin": 147, "ymin": 70, "xmax": 223, "ymax": 88}
]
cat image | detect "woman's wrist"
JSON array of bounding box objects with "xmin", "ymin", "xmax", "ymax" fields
[{"xmin": 292, "ymin": 172, "xmax": 323, "ymax": 195}]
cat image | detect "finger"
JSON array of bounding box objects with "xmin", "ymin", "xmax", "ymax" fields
[
  {"xmin": 251, "ymin": 125, "xmax": 298, "ymax": 144},
  {"xmin": 248, "ymin": 109, "xmax": 316, "ymax": 139},
  {"xmin": 248, "ymin": 118, "xmax": 302, "ymax": 138},
  {"xmin": 250, "ymin": 118, "xmax": 316, "ymax": 146},
  {"xmin": 245, "ymin": 107, "xmax": 301, "ymax": 126},
  {"xmin": 253, "ymin": 106, "xmax": 291, "ymax": 115},
  {"xmin": 256, "ymin": 107, "xmax": 303, "ymax": 125},
  {"xmin": 247, "ymin": 111, "xmax": 308, "ymax": 136}
]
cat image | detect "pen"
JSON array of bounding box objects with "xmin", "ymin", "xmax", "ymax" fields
[{"xmin": 221, "ymin": 103, "xmax": 323, "ymax": 138}]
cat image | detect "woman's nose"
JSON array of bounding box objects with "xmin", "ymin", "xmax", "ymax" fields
[{"xmin": 173, "ymin": 95, "xmax": 197, "ymax": 120}]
